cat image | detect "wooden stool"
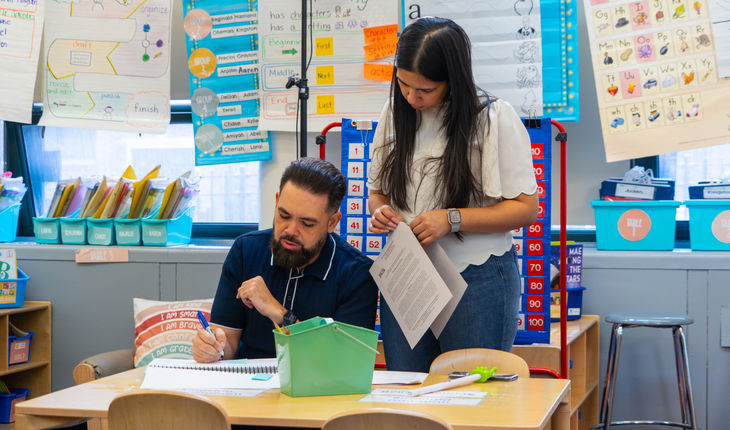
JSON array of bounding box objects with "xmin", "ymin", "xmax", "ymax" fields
[{"xmin": 594, "ymin": 314, "xmax": 697, "ymax": 430}]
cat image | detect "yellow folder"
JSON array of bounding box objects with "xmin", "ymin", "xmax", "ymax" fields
[
  {"xmin": 54, "ymin": 177, "xmax": 80, "ymax": 217},
  {"xmin": 129, "ymin": 165, "xmax": 161, "ymax": 219}
]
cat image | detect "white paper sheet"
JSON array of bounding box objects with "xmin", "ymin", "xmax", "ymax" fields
[
  {"xmin": 369, "ymin": 223, "xmax": 453, "ymax": 349},
  {"xmin": 424, "ymin": 242, "xmax": 468, "ymax": 338},
  {"xmin": 361, "ymin": 388, "xmax": 487, "ymax": 406},
  {"xmin": 372, "ymin": 370, "xmax": 428, "ymax": 385},
  {"xmin": 0, "ymin": 0, "xmax": 46, "ymax": 123},
  {"xmin": 39, "ymin": 0, "xmax": 172, "ymax": 132}
]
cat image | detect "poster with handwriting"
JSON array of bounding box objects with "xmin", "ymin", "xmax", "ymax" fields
[
  {"xmin": 39, "ymin": 0, "xmax": 171, "ymax": 133},
  {"xmin": 0, "ymin": 0, "xmax": 46, "ymax": 123},
  {"xmin": 585, "ymin": 0, "xmax": 730, "ymax": 162},
  {"xmin": 402, "ymin": 0, "xmax": 544, "ymax": 117},
  {"xmin": 182, "ymin": 0, "xmax": 271, "ymax": 165},
  {"xmin": 258, "ymin": 0, "xmax": 398, "ymax": 132}
]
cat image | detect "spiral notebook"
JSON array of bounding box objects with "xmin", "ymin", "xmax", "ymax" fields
[{"xmin": 141, "ymin": 358, "xmax": 280, "ymax": 390}]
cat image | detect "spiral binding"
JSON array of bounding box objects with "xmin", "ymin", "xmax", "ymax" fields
[{"xmin": 149, "ymin": 359, "xmax": 278, "ymax": 374}]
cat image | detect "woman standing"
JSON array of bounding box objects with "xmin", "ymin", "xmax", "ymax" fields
[{"xmin": 367, "ymin": 17, "xmax": 539, "ymax": 372}]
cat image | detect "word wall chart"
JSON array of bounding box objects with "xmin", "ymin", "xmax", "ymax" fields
[
  {"xmin": 182, "ymin": 0, "xmax": 271, "ymax": 166},
  {"xmin": 257, "ymin": 0, "xmax": 397, "ymax": 132},
  {"xmin": 585, "ymin": 0, "xmax": 730, "ymax": 162},
  {"xmin": 338, "ymin": 117, "xmax": 552, "ymax": 345}
]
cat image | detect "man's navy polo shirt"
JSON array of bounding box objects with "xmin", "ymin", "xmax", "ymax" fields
[{"xmin": 210, "ymin": 229, "xmax": 378, "ymax": 358}]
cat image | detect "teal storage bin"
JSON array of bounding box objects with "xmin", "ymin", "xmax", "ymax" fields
[
  {"xmin": 0, "ymin": 204, "xmax": 21, "ymax": 242},
  {"xmin": 591, "ymin": 200, "xmax": 680, "ymax": 250},
  {"xmin": 60, "ymin": 217, "xmax": 87, "ymax": 245},
  {"xmin": 114, "ymin": 218, "xmax": 143, "ymax": 246},
  {"xmin": 274, "ymin": 317, "xmax": 378, "ymax": 397},
  {"xmin": 685, "ymin": 200, "xmax": 730, "ymax": 250},
  {"xmin": 87, "ymin": 218, "xmax": 115, "ymax": 246},
  {"xmin": 32, "ymin": 217, "xmax": 60, "ymax": 244},
  {"xmin": 141, "ymin": 208, "xmax": 192, "ymax": 246}
]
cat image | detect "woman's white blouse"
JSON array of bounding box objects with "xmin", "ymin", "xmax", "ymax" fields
[{"xmin": 367, "ymin": 98, "xmax": 538, "ymax": 272}]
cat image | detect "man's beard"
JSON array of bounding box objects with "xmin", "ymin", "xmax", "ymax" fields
[{"xmin": 270, "ymin": 232, "xmax": 327, "ymax": 270}]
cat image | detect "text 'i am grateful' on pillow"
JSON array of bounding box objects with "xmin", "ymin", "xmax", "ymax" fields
[{"xmin": 133, "ymin": 298, "xmax": 213, "ymax": 367}]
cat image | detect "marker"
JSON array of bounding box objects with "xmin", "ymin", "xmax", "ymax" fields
[{"xmin": 197, "ymin": 310, "xmax": 224, "ymax": 357}]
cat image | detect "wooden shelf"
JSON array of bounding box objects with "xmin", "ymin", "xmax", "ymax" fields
[
  {"xmin": 0, "ymin": 301, "xmax": 52, "ymax": 400},
  {"xmin": 513, "ymin": 315, "xmax": 600, "ymax": 430}
]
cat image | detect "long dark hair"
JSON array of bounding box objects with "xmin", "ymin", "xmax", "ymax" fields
[{"xmin": 378, "ymin": 17, "xmax": 491, "ymax": 212}]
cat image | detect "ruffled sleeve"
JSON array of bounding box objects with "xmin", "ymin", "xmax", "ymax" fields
[
  {"xmin": 480, "ymin": 99, "xmax": 538, "ymax": 199},
  {"xmin": 367, "ymin": 101, "xmax": 393, "ymax": 191}
]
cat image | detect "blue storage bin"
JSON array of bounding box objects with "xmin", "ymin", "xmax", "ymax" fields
[
  {"xmin": 32, "ymin": 217, "xmax": 60, "ymax": 244},
  {"xmin": 60, "ymin": 217, "xmax": 87, "ymax": 245},
  {"xmin": 0, "ymin": 388, "xmax": 29, "ymax": 423},
  {"xmin": 87, "ymin": 218, "xmax": 115, "ymax": 246},
  {"xmin": 0, "ymin": 204, "xmax": 21, "ymax": 243},
  {"xmin": 591, "ymin": 200, "xmax": 680, "ymax": 250},
  {"xmin": 141, "ymin": 208, "xmax": 192, "ymax": 246},
  {"xmin": 115, "ymin": 218, "xmax": 143, "ymax": 246},
  {"xmin": 685, "ymin": 200, "xmax": 730, "ymax": 250},
  {"xmin": 550, "ymin": 286, "xmax": 586, "ymax": 321},
  {"xmin": 0, "ymin": 268, "xmax": 29, "ymax": 309}
]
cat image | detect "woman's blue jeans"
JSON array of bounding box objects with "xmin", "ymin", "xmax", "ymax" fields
[{"xmin": 380, "ymin": 247, "xmax": 521, "ymax": 372}]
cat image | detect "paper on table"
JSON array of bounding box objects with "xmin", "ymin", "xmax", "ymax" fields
[
  {"xmin": 369, "ymin": 223, "xmax": 453, "ymax": 348},
  {"xmin": 372, "ymin": 371, "xmax": 428, "ymax": 385},
  {"xmin": 424, "ymin": 242, "xmax": 467, "ymax": 338},
  {"xmin": 141, "ymin": 366, "xmax": 280, "ymax": 390}
]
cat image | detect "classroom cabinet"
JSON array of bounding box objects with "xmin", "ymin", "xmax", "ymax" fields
[
  {"xmin": 513, "ymin": 315, "xmax": 600, "ymax": 430},
  {"xmin": 0, "ymin": 302, "xmax": 52, "ymax": 399}
]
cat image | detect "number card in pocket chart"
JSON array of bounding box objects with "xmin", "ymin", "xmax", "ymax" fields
[
  {"xmin": 339, "ymin": 118, "xmax": 384, "ymax": 257},
  {"xmin": 584, "ymin": 0, "xmax": 730, "ymax": 162},
  {"xmin": 513, "ymin": 118, "xmax": 552, "ymax": 345}
]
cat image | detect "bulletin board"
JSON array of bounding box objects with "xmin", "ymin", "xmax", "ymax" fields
[
  {"xmin": 338, "ymin": 117, "xmax": 553, "ymax": 345},
  {"xmin": 584, "ymin": 0, "xmax": 730, "ymax": 162}
]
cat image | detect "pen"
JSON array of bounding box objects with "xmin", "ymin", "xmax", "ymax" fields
[{"xmin": 197, "ymin": 310, "xmax": 224, "ymax": 357}]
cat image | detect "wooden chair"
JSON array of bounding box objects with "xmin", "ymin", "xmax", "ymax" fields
[
  {"xmin": 107, "ymin": 390, "xmax": 230, "ymax": 430},
  {"xmin": 429, "ymin": 348, "xmax": 530, "ymax": 379},
  {"xmin": 73, "ymin": 348, "xmax": 134, "ymax": 384},
  {"xmin": 323, "ymin": 408, "xmax": 453, "ymax": 430}
]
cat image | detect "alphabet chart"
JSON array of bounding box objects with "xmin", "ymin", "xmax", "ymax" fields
[
  {"xmin": 338, "ymin": 117, "xmax": 552, "ymax": 345},
  {"xmin": 584, "ymin": 0, "xmax": 730, "ymax": 162},
  {"xmin": 182, "ymin": 0, "xmax": 272, "ymax": 165}
]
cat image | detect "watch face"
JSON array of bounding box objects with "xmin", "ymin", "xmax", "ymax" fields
[{"xmin": 449, "ymin": 210, "xmax": 461, "ymax": 224}]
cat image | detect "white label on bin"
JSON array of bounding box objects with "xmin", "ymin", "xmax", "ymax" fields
[
  {"xmin": 14, "ymin": 342, "xmax": 25, "ymax": 350},
  {"xmin": 119, "ymin": 231, "xmax": 134, "ymax": 237},
  {"xmin": 568, "ymin": 308, "xmax": 580, "ymax": 316},
  {"xmin": 704, "ymin": 186, "xmax": 730, "ymax": 199},
  {"xmin": 150, "ymin": 231, "xmax": 162, "ymax": 237},
  {"xmin": 41, "ymin": 227, "xmax": 51, "ymax": 234},
  {"xmin": 615, "ymin": 184, "xmax": 654, "ymax": 199}
]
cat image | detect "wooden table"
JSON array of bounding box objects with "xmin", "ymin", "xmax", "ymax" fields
[{"xmin": 16, "ymin": 367, "xmax": 571, "ymax": 430}]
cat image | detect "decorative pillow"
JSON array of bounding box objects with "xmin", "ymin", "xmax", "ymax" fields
[{"xmin": 133, "ymin": 298, "xmax": 213, "ymax": 367}]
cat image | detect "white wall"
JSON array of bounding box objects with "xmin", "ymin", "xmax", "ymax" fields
[{"xmin": 35, "ymin": 0, "xmax": 629, "ymax": 227}]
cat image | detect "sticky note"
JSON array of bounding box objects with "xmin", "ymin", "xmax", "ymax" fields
[
  {"xmin": 316, "ymin": 65, "xmax": 335, "ymax": 85},
  {"xmin": 315, "ymin": 37, "xmax": 334, "ymax": 56},
  {"xmin": 363, "ymin": 24, "xmax": 399, "ymax": 44},
  {"xmin": 363, "ymin": 63, "xmax": 393, "ymax": 81},
  {"xmin": 252, "ymin": 373, "xmax": 274, "ymax": 381},
  {"xmin": 316, "ymin": 95, "xmax": 335, "ymax": 114},
  {"xmin": 364, "ymin": 40, "xmax": 397, "ymax": 61}
]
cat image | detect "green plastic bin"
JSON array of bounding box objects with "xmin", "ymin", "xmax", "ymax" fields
[
  {"xmin": 87, "ymin": 218, "xmax": 115, "ymax": 246},
  {"xmin": 274, "ymin": 317, "xmax": 378, "ymax": 397}
]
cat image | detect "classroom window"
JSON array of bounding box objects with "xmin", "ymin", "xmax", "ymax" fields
[
  {"xmin": 658, "ymin": 143, "xmax": 730, "ymax": 220},
  {"xmin": 22, "ymin": 123, "xmax": 261, "ymax": 223}
]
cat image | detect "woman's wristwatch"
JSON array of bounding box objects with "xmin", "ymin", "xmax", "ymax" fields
[
  {"xmin": 282, "ymin": 309, "xmax": 297, "ymax": 326},
  {"xmin": 447, "ymin": 208, "xmax": 462, "ymax": 233}
]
